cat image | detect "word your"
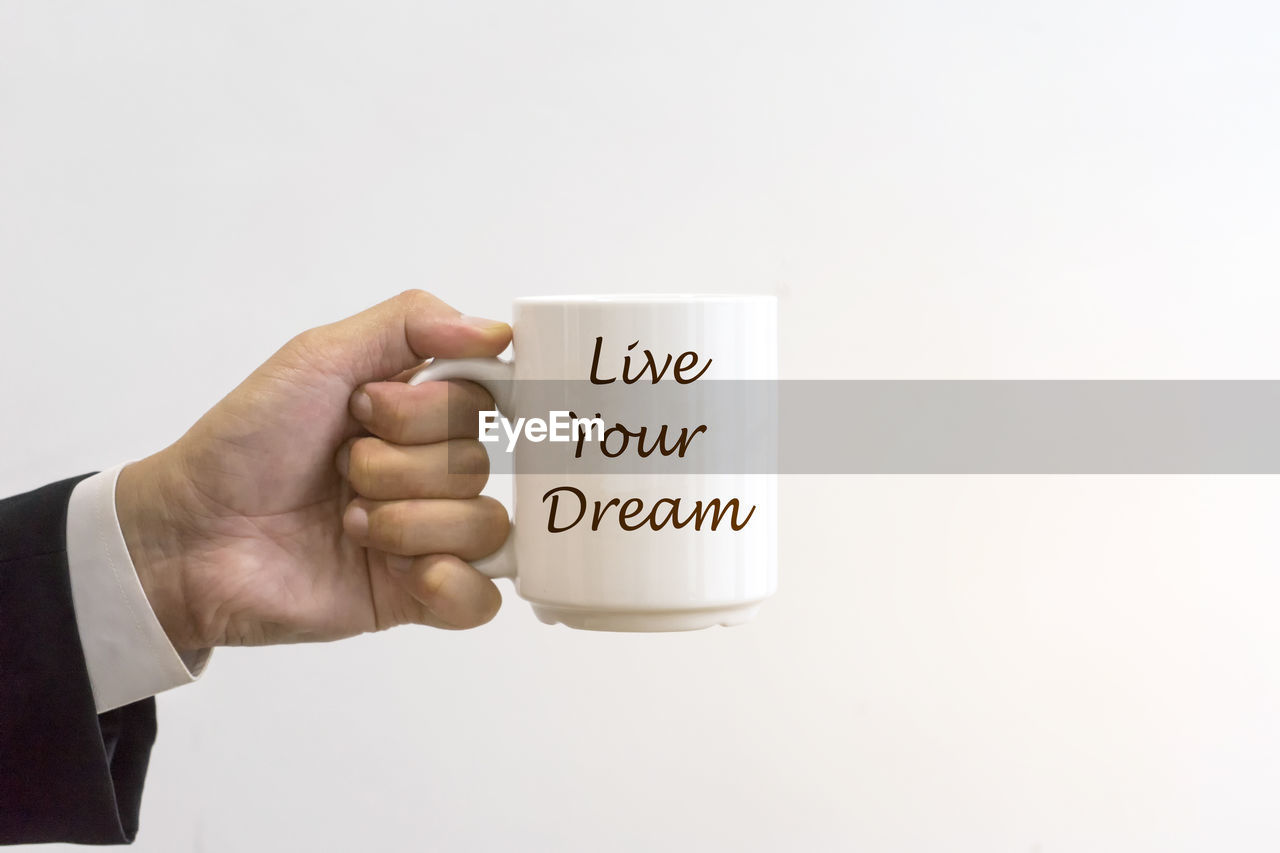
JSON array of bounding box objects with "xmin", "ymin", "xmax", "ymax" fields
[
  {"xmin": 479, "ymin": 411, "xmax": 606, "ymax": 453},
  {"xmin": 569, "ymin": 411, "xmax": 706, "ymax": 459},
  {"xmin": 589, "ymin": 336, "xmax": 712, "ymax": 385},
  {"xmin": 542, "ymin": 486, "xmax": 756, "ymax": 532}
]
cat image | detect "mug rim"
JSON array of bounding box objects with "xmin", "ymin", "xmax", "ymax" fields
[{"xmin": 515, "ymin": 293, "xmax": 775, "ymax": 305}]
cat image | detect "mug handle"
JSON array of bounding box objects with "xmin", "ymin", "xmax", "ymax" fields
[{"xmin": 407, "ymin": 357, "xmax": 518, "ymax": 580}]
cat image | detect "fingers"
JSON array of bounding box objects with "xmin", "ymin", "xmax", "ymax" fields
[
  {"xmin": 343, "ymin": 496, "xmax": 509, "ymax": 560},
  {"xmin": 379, "ymin": 552, "xmax": 502, "ymax": 630},
  {"xmin": 304, "ymin": 291, "xmax": 508, "ymax": 631},
  {"xmin": 340, "ymin": 431, "xmax": 507, "ymax": 631},
  {"xmin": 340, "ymin": 437, "xmax": 489, "ymax": 500},
  {"xmin": 281, "ymin": 290, "xmax": 511, "ymax": 385},
  {"xmin": 349, "ymin": 379, "xmax": 493, "ymax": 445}
]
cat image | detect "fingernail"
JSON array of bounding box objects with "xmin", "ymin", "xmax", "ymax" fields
[
  {"xmin": 457, "ymin": 315, "xmax": 507, "ymax": 331},
  {"xmin": 335, "ymin": 443, "xmax": 351, "ymax": 477},
  {"xmin": 350, "ymin": 389, "xmax": 373, "ymax": 422},
  {"xmin": 386, "ymin": 554, "xmax": 414, "ymax": 573},
  {"xmin": 344, "ymin": 504, "xmax": 368, "ymax": 539}
]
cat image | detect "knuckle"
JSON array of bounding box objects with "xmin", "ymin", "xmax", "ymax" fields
[
  {"xmin": 445, "ymin": 440, "xmax": 489, "ymax": 497},
  {"xmin": 479, "ymin": 497, "xmax": 510, "ymax": 538},
  {"xmin": 278, "ymin": 327, "xmax": 346, "ymax": 377},
  {"xmin": 395, "ymin": 288, "xmax": 428, "ymax": 306},
  {"xmin": 419, "ymin": 561, "xmax": 451, "ymax": 606},
  {"xmin": 285, "ymin": 327, "xmax": 326, "ymax": 357},
  {"xmin": 454, "ymin": 380, "xmax": 495, "ymax": 414},
  {"xmin": 372, "ymin": 503, "xmax": 411, "ymax": 552},
  {"xmin": 387, "ymin": 392, "xmax": 416, "ymax": 439},
  {"xmin": 348, "ymin": 437, "xmax": 382, "ymax": 491},
  {"xmin": 450, "ymin": 439, "xmax": 489, "ymax": 478},
  {"xmin": 478, "ymin": 589, "xmax": 502, "ymax": 625},
  {"xmin": 396, "ymin": 288, "xmax": 446, "ymax": 315},
  {"xmin": 445, "ymin": 386, "xmax": 482, "ymax": 438}
]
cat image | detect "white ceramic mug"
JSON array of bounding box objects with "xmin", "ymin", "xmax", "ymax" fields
[{"xmin": 409, "ymin": 294, "xmax": 777, "ymax": 631}]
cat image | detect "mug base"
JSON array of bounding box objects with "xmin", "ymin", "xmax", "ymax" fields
[{"xmin": 529, "ymin": 601, "xmax": 764, "ymax": 632}]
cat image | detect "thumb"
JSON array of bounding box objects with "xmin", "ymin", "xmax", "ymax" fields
[{"xmin": 287, "ymin": 290, "xmax": 511, "ymax": 386}]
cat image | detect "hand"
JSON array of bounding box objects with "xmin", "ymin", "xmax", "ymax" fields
[{"xmin": 115, "ymin": 290, "xmax": 512, "ymax": 651}]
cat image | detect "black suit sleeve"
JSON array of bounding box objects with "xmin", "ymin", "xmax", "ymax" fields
[{"xmin": 0, "ymin": 476, "xmax": 157, "ymax": 845}]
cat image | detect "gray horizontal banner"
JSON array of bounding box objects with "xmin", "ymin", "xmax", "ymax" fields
[
  {"xmin": 785, "ymin": 380, "xmax": 1280, "ymax": 474},
  {"xmin": 436, "ymin": 380, "xmax": 1280, "ymax": 475}
]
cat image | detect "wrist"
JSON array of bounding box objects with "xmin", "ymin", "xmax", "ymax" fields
[{"xmin": 115, "ymin": 453, "xmax": 209, "ymax": 652}]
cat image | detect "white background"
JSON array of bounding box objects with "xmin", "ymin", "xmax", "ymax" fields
[{"xmin": 4, "ymin": 1, "xmax": 1280, "ymax": 850}]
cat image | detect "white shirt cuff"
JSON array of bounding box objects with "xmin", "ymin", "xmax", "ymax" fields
[{"xmin": 65, "ymin": 463, "xmax": 211, "ymax": 713}]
